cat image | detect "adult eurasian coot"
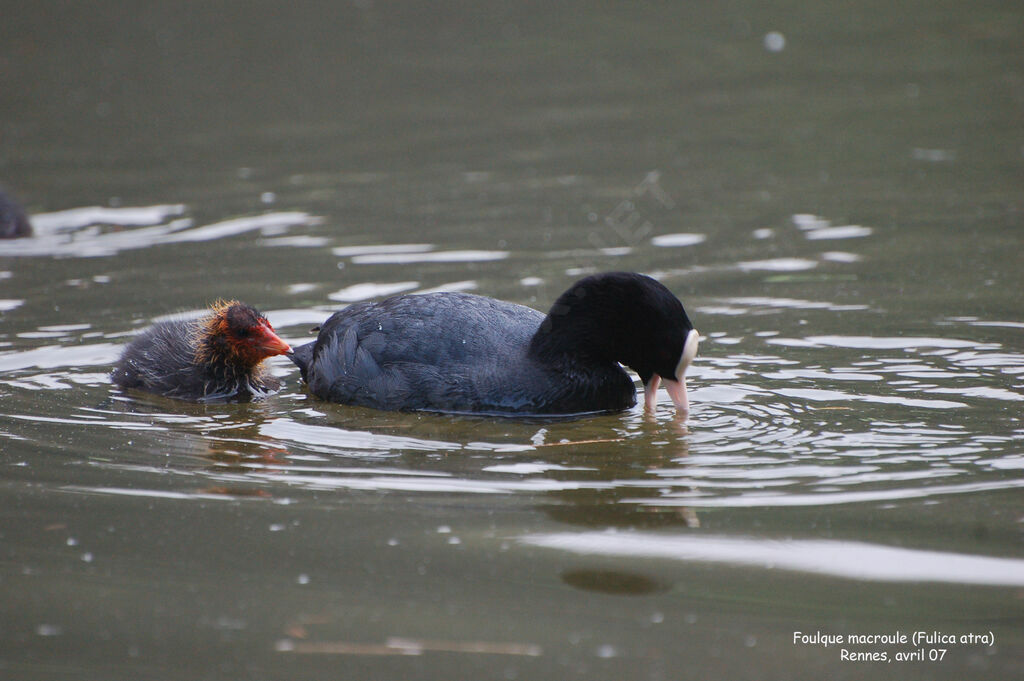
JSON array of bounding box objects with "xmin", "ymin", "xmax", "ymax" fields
[{"xmin": 290, "ymin": 272, "xmax": 699, "ymax": 416}]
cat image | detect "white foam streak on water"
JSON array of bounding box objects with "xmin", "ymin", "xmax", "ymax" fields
[
  {"xmin": 331, "ymin": 243, "xmax": 434, "ymax": 257},
  {"xmin": 0, "ymin": 343, "xmax": 122, "ymax": 372},
  {"xmin": 2, "ymin": 208, "xmax": 318, "ymax": 257},
  {"xmin": 61, "ymin": 486, "xmax": 233, "ymax": 501},
  {"xmin": 520, "ymin": 531, "xmax": 1024, "ymax": 587},
  {"xmin": 259, "ymin": 417, "xmax": 462, "ymax": 453},
  {"xmin": 259, "ymin": 235, "xmax": 331, "ymax": 248},
  {"xmin": 651, "ymin": 463, "xmax": 878, "ymax": 481},
  {"xmin": 792, "ymin": 213, "xmax": 830, "ymax": 230},
  {"xmin": 242, "ymin": 463, "xmax": 452, "ymax": 477},
  {"xmin": 803, "ymin": 335, "xmax": 980, "ymax": 349},
  {"xmin": 967, "ymin": 320, "xmax": 1024, "ymax": 329},
  {"xmin": 820, "ymin": 251, "xmax": 861, "ymax": 262},
  {"xmin": 773, "ymin": 387, "xmax": 967, "ymax": 409},
  {"xmin": 241, "ymin": 471, "xmax": 600, "ymax": 494},
  {"xmin": 3, "ymin": 220, "xmax": 194, "ymax": 257},
  {"xmin": 762, "ymin": 369, "xmax": 884, "ymax": 381},
  {"xmin": 162, "ymin": 212, "xmax": 315, "ymax": 243},
  {"xmin": 631, "ymin": 478, "xmax": 1024, "ymax": 508},
  {"xmin": 264, "ymin": 308, "xmax": 338, "ymax": 329},
  {"xmin": 650, "ymin": 233, "xmax": 706, "ymax": 247},
  {"xmin": 763, "ymin": 337, "xmax": 826, "ymax": 348},
  {"xmin": 928, "ymin": 386, "xmax": 1024, "ymax": 402},
  {"xmin": 6, "ymin": 413, "xmax": 166, "ymax": 431},
  {"xmin": 720, "ymin": 297, "xmax": 869, "ymax": 312},
  {"xmin": 31, "ymin": 205, "xmax": 186, "ymax": 231},
  {"xmin": 803, "ymin": 225, "xmax": 873, "ymax": 240},
  {"xmin": 946, "ymin": 351, "xmax": 1024, "ymax": 368},
  {"xmin": 737, "ymin": 258, "xmax": 818, "ymax": 272},
  {"xmin": 988, "ymin": 455, "xmax": 1024, "ymax": 470},
  {"xmin": 328, "ymin": 281, "xmax": 419, "ymax": 302},
  {"xmin": 350, "ymin": 250, "xmax": 510, "ymax": 264},
  {"xmin": 483, "ymin": 462, "xmax": 596, "ymax": 474},
  {"xmin": 414, "ymin": 280, "xmax": 479, "ymax": 295},
  {"xmin": 791, "ymin": 213, "xmax": 873, "ymax": 241}
]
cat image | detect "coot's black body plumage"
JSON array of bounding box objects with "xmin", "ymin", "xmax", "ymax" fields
[
  {"xmin": 0, "ymin": 187, "xmax": 32, "ymax": 239},
  {"xmin": 290, "ymin": 272, "xmax": 699, "ymax": 416},
  {"xmin": 112, "ymin": 302, "xmax": 291, "ymax": 402}
]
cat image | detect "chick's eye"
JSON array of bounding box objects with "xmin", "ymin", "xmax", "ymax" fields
[{"xmin": 236, "ymin": 327, "xmax": 250, "ymax": 338}]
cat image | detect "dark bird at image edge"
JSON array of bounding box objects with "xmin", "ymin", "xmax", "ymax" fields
[{"xmin": 0, "ymin": 186, "xmax": 32, "ymax": 238}]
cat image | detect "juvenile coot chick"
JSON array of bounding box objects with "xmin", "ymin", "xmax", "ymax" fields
[
  {"xmin": 112, "ymin": 300, "xmax": 291, "ymax": 401},
  {"xmin": 0, "ymin": 187, "xmax": 32, "ymax": 238},
  {"xmin": 290, "ymin": 272, "xmax": 699, "ymax": 416}
]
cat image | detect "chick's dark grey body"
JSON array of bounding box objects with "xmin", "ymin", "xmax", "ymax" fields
[
  {"xmin": 291, "ymin": 292, "xmax": 636, "ymax": 415},
  {"xmin": 112, "ymin": 317, "xmax": 280, "ymax": 402}
]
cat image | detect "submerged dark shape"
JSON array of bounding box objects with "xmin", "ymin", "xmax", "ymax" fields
[
  {"xmin": 111, "ymin": 300, "xmax": 291, "ymax": 402},
  {"xmin": 290, "ymin": 271, "xmax": 699, "ymax": 416},
  {"xmin": 0, "ymin": 187, "xmax": 32, "ymax": 238}
]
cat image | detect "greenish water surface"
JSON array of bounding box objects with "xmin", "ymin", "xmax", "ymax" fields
[{"xmin": 2, "ymin": 2, "xmax": 1022, "ymax": 679}]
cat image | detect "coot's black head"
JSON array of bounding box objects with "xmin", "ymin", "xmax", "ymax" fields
[
  {"xmin": 530, "ymin": 272, "xmax": 699, "ymax": 411},
  {"xmin": 196, "ymin": 301, "xmax": 291, "ymax": 369}
]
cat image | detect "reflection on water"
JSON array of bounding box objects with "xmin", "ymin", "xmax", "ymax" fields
[
  {"xmin": 523, "ymin": 532, "xmax": 1024, "ymax": 587},
  {"xmin": 1, "ymin": 205, "xmax": 319, "ymax": 257},
  {"xmin": 793, "ymin": 214, "xmax": 873, "ymax": 241}
]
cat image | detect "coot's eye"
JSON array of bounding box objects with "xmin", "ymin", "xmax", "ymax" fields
[{"xmin": 236, "ymin": 327, "xmax": 250, "ymax": 338}]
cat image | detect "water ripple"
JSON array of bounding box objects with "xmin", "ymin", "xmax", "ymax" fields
[
  {"xmin": 1, "ymin": 313, "xmax": 1019, "ymax": 515},
  {"xmin": 1, "ymin": 207, "xmax": 318, "ymax": 257}
]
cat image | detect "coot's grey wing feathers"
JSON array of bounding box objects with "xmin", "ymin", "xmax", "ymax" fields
[
  {"xmin": 305, "ymin": 320, "xmax": 366, "ymax": 404},
  {"xmin": 296, "ymin": 293, "xmax": 549, "ymax": 412},
  {"xmin": 301, "ymin": 303, "xmax": 408, "ymax": 409}
]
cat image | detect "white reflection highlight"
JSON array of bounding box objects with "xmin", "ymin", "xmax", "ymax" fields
[
  {"xmin": 163, "ymin": 212, "xmax": 312, "ymax": 243},
  {"xmin": 331, "ymin": 243, "xmax": 433, "ymax": 257},
  {"xmin": 328, "ymin": 281, "xmax": 419, "ymax": 302},
  {"xmin": 520, "ymin": 531, "xmax": 1024, "ymax": 586},
  {"xmin": 414, "ymin": 280, "xmax": 478, "ymax": 295},
  {"xmin": 243, "ymin": 472, "xmax": 595, "ymax": 494},
  {"xmin": 792, "ymin": 213, "xmax": 873, "ymax": 240},
  {"xmin": 774, "ymin": 387, "xmax": 967, "ymax": 409},
  {"xmin": 351, "ymin": 250, "xmax": 509, "ymax": 264},
  {"xmin": 31, "ymin": 205, "xmax": 185, "ymax": 231},
  {"xmin": 62, "ymin": 486, "xmax": 231, "ymax": 501},
  {"xmin": 3, "ymin": 208, "xmax": 317, "ymax": 257},
  {"xmin": 629, "ymin": 478, "xmax": 1024, "ymax": 508},
  {"xmin": 805, "ymin": 335, "xmax": 979, "ymax": 349},
  {"xmin": 0, "ymin": 342, "xmax": 122, "ymax": 371},
  {"xmin": 723, "ymin": 297, "xmax": 868, "ymax": 312},
  {"xmin": 738, "ymin": 258, "xmax": 818, "ymax": 272},
  {"xmin": 803, "ymin": 225, "xmax": 872, "ymax": 240},
  {"xmin": 820, "ymin": 251, "xmax": 861, "ymax": 263},
  {"xmin": 260, "ymin": 418, "xmax": 461, "ymax": 452},
  {"xmin": 651, "ymin": 233, "xmax": 706, "ymax": 247}
]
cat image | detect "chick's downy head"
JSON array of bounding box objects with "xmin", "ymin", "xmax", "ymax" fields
[{"xmin": 199, "ymin": 300, "xmax": 291, "ymax": 368}]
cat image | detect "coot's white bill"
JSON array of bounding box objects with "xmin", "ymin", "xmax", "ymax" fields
[{"xmin": 644, "ymin": 328, "xmax": 700, "ymax": 413}]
